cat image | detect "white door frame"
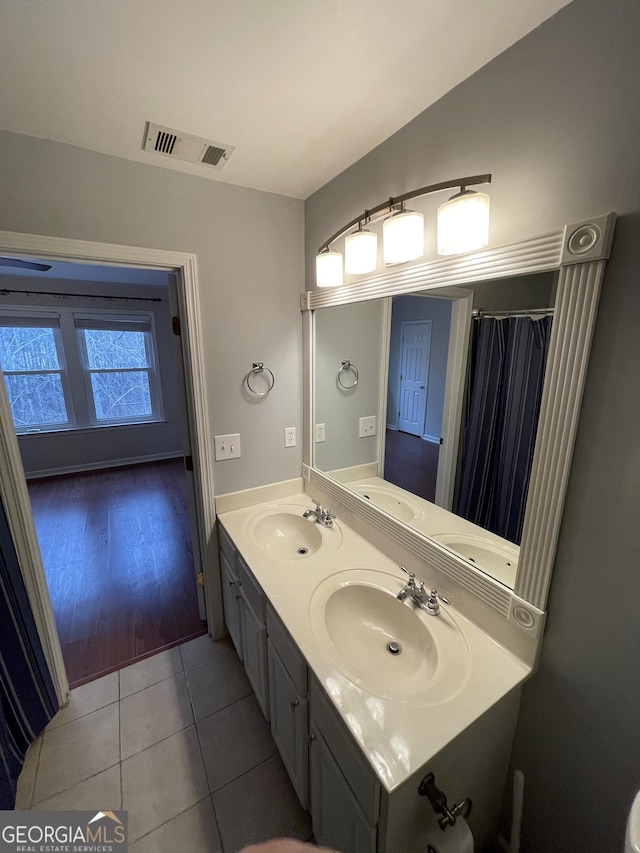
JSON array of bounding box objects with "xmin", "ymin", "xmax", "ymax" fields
[
  {"xmin": 0, "ymin": 230, "xmax": 220, "ymax": 705},
  {"xmin": 435, "ymin": 289, "xmax": 474, "ymax": 510}
]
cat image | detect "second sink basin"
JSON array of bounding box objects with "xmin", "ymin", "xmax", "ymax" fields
[
  {"xmin": 244, "ymin": 504, "xmax": 343, "ymax": 560},
  {"xmin": 433, "ymin": 533, "xmax": 518, "ymax": 587},
  {"xmin": 309, "ymin": 569, "xmax": 470, "ymax": 704}
]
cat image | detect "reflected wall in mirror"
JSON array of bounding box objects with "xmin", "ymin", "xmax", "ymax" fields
[{"xmin": 313, "ymin": 272, "xmax": 556, "ymax": 589}]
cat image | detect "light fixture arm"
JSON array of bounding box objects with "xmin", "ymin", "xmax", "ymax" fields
[{"xmin": 317, "ymin": 173, "xmax": 491, "ymax": 253}]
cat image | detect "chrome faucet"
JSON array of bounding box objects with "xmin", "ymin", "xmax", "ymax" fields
[
  {"xmin": 303, "ymin": 500, "xmax": 336, "ymax": 528},
  {"xmin": 397, "ymin": 566, "xmax": 449, "ymax": 615}
]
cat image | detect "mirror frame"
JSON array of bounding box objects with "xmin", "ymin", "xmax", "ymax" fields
[{"xmin": 301, "ymin": 213, "xmax": 616, "ymax": 637}]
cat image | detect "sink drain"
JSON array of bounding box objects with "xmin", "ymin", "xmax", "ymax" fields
[
  {"xmin": 297, "ymin": 547, "xmax": 309, "ymax": 556},
  {"xmin": 386, "ymin": 641, "xmax": 401, "ymax": 655}
]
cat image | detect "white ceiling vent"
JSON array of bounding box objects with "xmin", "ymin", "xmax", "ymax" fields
[{"xmin": 143, "ymin": 122, "xmax": 236, "ymax": 170}]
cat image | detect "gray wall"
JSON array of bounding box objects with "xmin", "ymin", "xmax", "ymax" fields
[
  {"xmin": 387, "ymin": 295, "xmax": 452, "ymax": 440},
  {"xmin": 305, "ymin": 0, "xmax": 640, "ymax": 849},
  {"xmin": 0, "ymin": 275, "xmax": 183, "ymax": 475},
  {"xmin": 0, "ymin": 132, "xmax": 304, "ymax": 495},
  {"xmin": 314, "ymin": 300, "xmax": 385, "ymax": 471}
]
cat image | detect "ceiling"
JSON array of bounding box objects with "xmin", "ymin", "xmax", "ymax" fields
[{"xmin": 1, "ymin": 0, "xmax": 571, "ymax": 200}]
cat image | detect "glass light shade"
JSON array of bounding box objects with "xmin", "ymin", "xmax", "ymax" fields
[
  {"xmin": 345, "ymin": 229, "xmax": 377, "ymax": 274},
  {"xmin": 316, "ymin": 250, "xmax": 343, "ymax": 288},
  {"xmin": 437, "ymin": 190, "xmax": 490, "ymax": 255},
  {"xmin": 383, "ymin": 210, "xmax": 424, "ymax": 266}
]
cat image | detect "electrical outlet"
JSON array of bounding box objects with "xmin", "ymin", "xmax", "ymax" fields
[
  {"xmin": 359, "ymin": 415, "xmax": 377, "ymax": 438},
  {"xmin": 315, "ymin": 423, "xmax": 326, "ymax": 443},
  {"xmin": 284, "ymin": 427, "xmax": 296, "ymax": 447},
  {"xmin": 214, "ymin": 433, "xmax": 241, "ymax": 460}
]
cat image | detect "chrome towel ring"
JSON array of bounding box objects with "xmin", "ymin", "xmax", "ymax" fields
[
  {"xmin": 337, "ymin": 359, "xmax": 358, "ymax": 390},
  {"xmin": 245, "ymin": 362, "xmax": 275, "ymax": 396}
]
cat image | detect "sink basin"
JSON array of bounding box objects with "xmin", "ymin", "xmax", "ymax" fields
[
  {"xmin": 350, "ymin": 483, "xmax": 423, "ymax": 523},
  {"xmin": 244, "ymin": 504, "xmax": 342, "ymax": 560},
  {"xmin": 309, "ymin": 569, "xmax": 470, "ymax": 704},
  {"xmin": 433, "ymin": 533, "xmax": 518, "ymax": 587}
]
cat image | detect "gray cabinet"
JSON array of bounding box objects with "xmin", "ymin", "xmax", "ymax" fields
[
  {"xmin": 266, "ymin": 604, "xmax": 309, "ymax": 809},
  {"xmin": 268, "ymin": 638, "xmax": 309, "ymax": 809},
  {"xmin": 309, "ymin": 675, "xmax": 380, "ymax": 851},
  {"xmin": 309, "ymin": 727, "xmax": 377, "ymax": 853},
  {"xmin": 241, "ymin": 594, "xmax": 269, "ymax": 720},
  {"xmin": 220, "ymin": 547, "xmax": 243, "ymax": 661}
]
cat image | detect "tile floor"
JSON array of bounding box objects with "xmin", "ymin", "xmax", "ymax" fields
[{"xmin": 15, "ymin": 634, "xmax": 312, "ymax": 852}]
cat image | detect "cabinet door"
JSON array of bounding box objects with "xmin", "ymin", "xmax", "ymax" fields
[
  {"xmin": 309, "ymin": 726, "xmax": 377, "ymax": 853},
  {"xmin": 268, "ymin": 639, "xmax": 309, "ymax": 809},
  {"xmin": 241, "ymin": 594, "xmax": 269, "ymax": 721},
  {"xmin": 221, "ymin": 551, "xmax": 243, "ymax": 660}
]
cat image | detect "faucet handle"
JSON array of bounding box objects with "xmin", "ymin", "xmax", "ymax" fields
[{"xmin": 429, "ymin": 589, "xmax": 450, "ymax": 605}]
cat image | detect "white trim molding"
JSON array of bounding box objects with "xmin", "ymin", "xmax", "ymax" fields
[
  {"xmin": 0, "ymin": 229, "xmax": 219, "ymax": 702},
  {"xmin": 302, "ymin": 214, "xmax": 616, "ymax": 630}
]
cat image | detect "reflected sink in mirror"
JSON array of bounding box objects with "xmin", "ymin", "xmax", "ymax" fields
[
  {"xmin": 349, "ymin": 481, "xmax": 424, "ymax": 523},
  {"xmin": 309, "ymin": 569, "xmax": 470, "ymax": 704},
  {"xmin": 432, "ymin": 534, "xmax": 518, "ymax": 587},
  {"xmin": 244, "ymin": 504, "xmax": 343, "ymax": 559}
]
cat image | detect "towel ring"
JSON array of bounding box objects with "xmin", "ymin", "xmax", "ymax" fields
[
  {"xmin": 245, "ymin": 362, "xmax": 275, "ymax": 396},
  {"xmin": 337, "ymin": 359, "xmax": 358, "ymax": 390}
]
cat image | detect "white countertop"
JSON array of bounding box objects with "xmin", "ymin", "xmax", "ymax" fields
[{"xmin": 218, "ymin": 493, "xmax": 530, "ymax": 793}]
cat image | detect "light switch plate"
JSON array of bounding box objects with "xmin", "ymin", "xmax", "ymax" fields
[
  {"xmin": 215, "ymin": 433, "xmax": 241, "ymax": 460},
  {"xmin": 359, "ymin": 415, "xmax": 377, "ymax": 438}
]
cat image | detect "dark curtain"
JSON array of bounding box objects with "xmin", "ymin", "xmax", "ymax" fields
[
  {"xmin": 0, "ymin": 498, "xmax": 58, "ymax": 807},
  {"xmin": 454, "ymin": 315, "xmax": 553, "ymax": 544}
]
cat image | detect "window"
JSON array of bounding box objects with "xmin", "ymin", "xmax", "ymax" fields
[
  {"xmin": 0, "ymin": 310, "xmax": 163, "ymax": 433},
  {"xmin": 75, "ymin": 316, "xmax": 159, "ymax": 424},
  {"xmin": 0, "ymin": 317, "xmax": 71, "ymax": 430}
]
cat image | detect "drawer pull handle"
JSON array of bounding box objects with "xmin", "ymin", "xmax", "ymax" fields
[
  {"xmin": 308, "ymin": 733, "xmax": 316, "ymax": 744},
  {"xmin": 228, "ymin": 579, "xmax": 240, "ymax": 587},
  {"xmin": 290, "ymin": 699, "xmax": 300, "ymax": 710}
]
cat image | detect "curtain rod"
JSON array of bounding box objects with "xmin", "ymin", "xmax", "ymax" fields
[
  {"xmin": 472, "ymin": 307, "xmax": 554, "ymax": 319},
  {"xmin": 0, "ymin": 287, "xmax": 162, "ymax": 303}
]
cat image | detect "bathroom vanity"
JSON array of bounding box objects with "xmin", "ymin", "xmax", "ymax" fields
[
  {"xmin": 217, "ymin": 494, "xmax": 529, "ymax": 852},
  {"xmin": 213, "ymin": 211, "xmax": 617, "ymax": 852}
]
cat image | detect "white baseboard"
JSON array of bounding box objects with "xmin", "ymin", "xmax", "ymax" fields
[
  {"xmin": 25, "ymin": 451, "xmax": 184, "ymax": 479},
  {"xmin": 386, "ymin": 423, "xmax": 398, "ymax": 431},
  {"xmin": 423, "ymin": 434, "xmax": 441, "ymax": 444}
]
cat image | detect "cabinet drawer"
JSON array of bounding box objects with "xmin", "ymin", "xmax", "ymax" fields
[
  {"xmin": 310, "ymin": 676, "xmax": 380, "ymax": 825},
  {"xmin": 237, "ymin": 554, "xmax": 266, "ymax": 622},
  {"xmin": 218, "ymin": 522, "xmax": 236, "ymax": 564},
  {"xmin": 266, "ymin": 604, "xmax": 307, "ymax": 694}
]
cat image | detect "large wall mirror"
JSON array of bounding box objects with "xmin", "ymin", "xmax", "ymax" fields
[
  {"xmin": 314, "ymin": 271, "xmax": 556, "ymax": 590},
  {"xmin": 302, "ymin": 214, "xmax": 616, "ymax": 633}
]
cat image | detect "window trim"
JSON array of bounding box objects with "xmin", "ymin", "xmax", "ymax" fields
[
  {"xmin": 75, "ymin": 311, "xmax": 164, "ymax": 427},
  {"xmin": 0, "ymin": 307, "xmax": 165, "ymax": 434},
  {"xmin": 0, "ymin": 312, "xmax": 76, "ymax": 433}
]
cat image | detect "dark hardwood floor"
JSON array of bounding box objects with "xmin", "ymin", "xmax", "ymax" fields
[
  {"xmin": 27, "ymin": 459, "xmax": 206, "ymax": 688},
  {"xmin": 383, "ymin": 429, "xmax": 440, "ymax": 503}
]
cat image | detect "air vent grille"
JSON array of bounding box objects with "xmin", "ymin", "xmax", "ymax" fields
[
  {"xmin": 154, "ymin": 131, "xmax": 177, "ymax": 155},
  {"xmin": 143, "ymin": 123, "xmax": 235, "ymax": 171},
  {"xmin": 201, "ymin": 145, "xmax": 226, "ymax": 166}
]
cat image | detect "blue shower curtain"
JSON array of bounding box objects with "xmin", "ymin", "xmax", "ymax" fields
[
  {"xmin": 0, "ymin": 498, "xmax": 58, "ymax": 807},
  {"xmin": 454, "ymin": 315, "xmax": 552, "ymax": 544}
]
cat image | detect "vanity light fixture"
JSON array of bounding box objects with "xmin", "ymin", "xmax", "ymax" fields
[
  {"xmin": 383, "ymin": 205, "xmax": 424, "ymax": 266},
  {"xmin": 316, "ymin": 249, "xmax": 344, "ymax": 288},
  {"xmin": 315, "ymin": 174, "xmax": 491, "ymax": 287},
  {"xmin": 437, "ymin": 188, "xmax": 491, "ymax": 256},
  {"xmin": 345, "ymin": 223, "xmax": 377, "ymax": 274}
]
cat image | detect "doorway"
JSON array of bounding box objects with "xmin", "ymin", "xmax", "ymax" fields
[
  {"xmin": 0, "ymin": 261, "xmax": 207, "ymax": 686},
  {"xmin": 0, "ymin": 231, "xmax": 219, "ymax": 704}
]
